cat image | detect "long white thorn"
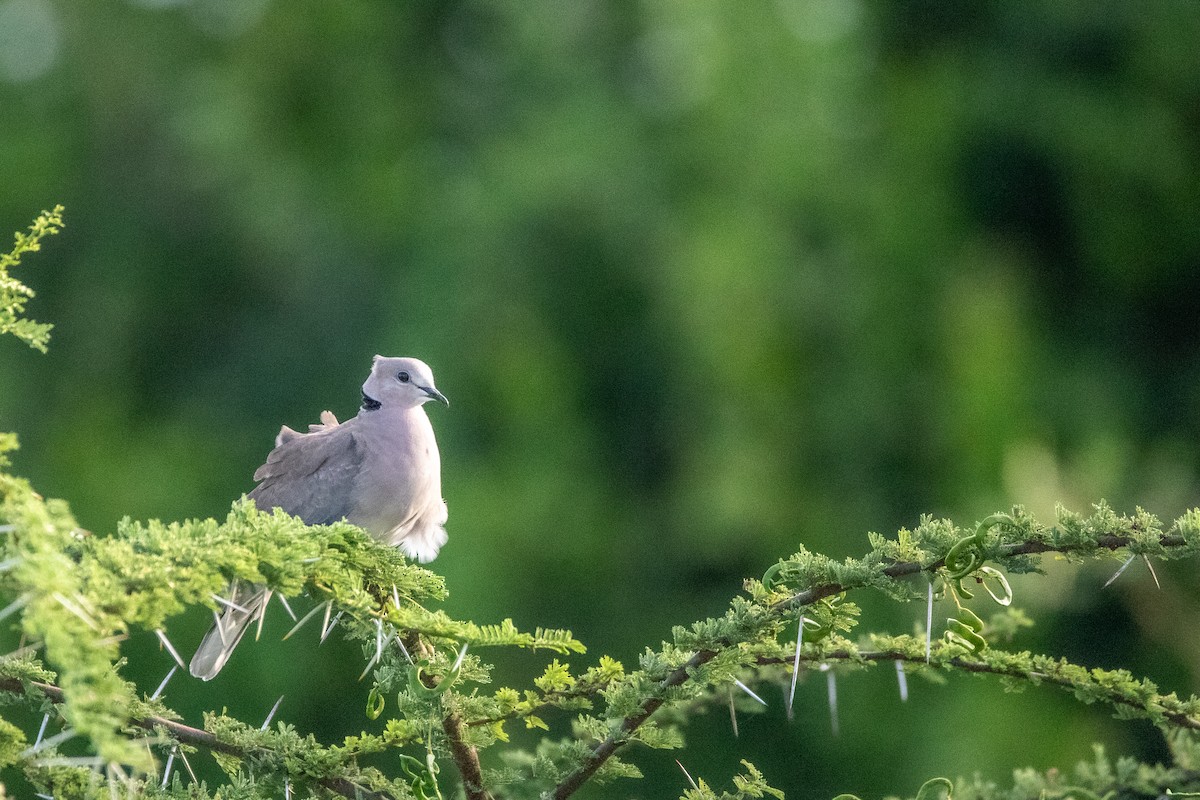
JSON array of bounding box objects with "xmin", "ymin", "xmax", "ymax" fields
[
  {"xmin": 0, "ymin": 524, "xmax": 14, "ymax": 533},
  {"xmin": 359, "ymin": 620, "xmax": 391, "ymax": 681},
  {"xmin": 212, "ymin": 610, "xmax": 228, "ymax": 646},
  {"xmin": 1104, "ymin": 554, "xmax": 1136, "ymax": 588},
  {"xmin": 320, "ymin": 610, "xmax": 343, "ymax": 643},
  {"xmin": 728, "ymin": 688, "xmax": 739, "ymax": 737},
  {"xmin": 392, "ymin": 584, "xmax": 401, "ymax": 609},
  {"xmin": 676, "ymin": 759, "xmax": 700, "ymax": 791},
  {"xmin": 34, "ymin": 713, "xmax": 49, "ymax": 748},
  {"xmin": 276, "ymin": 592, "xmax": 297, "ymax": 621},
  {"xmin": 0, "ymin": 592, "xmax": 31, "ymax": 622},
  {"xmin": 825, "ymin": 666, "xmax": 839, "ymax": 736},
  {"xmin": 734, "ymin": 678, "xmax": 767, "ymax": 706},
  {"xmin": 261, "ymin": 695, "xmax": 284, "ymax": 730},
  {"xmin": 788, "ymin": 616, "xmax": 804, "ymax": 720},
  {"xmin": 0, "ymin": 556, "xmax": 23, "ymax": 573},
  {"xmin": 452, "ymin": 642, "xmax": 469, "ymax": 672},
  {"xmin": 396, "ymin": 637, "xmax": 415, "ymax": 665},
  {"xmin": 155, "ymin": 629, "xmax": 186, "ymax": 669},
  {"xmin": 256, "ymin": 590, "xmax": 271, "ymax": 641},
  {"xmin": 151, "ymin": 666, "xmax": 177, "ymax": 700},
  {"xmin": 52, "ymin": 593, "xmax": 99, "ymax": 630},
  {"xmin": 161, "ymin": 747, "xmax": 176, "ymax": 788},
  {"xmin": 925, "ymin": 581, "xmax": 934, "ymax": 663},
  {"xmin": 1143, "ymin": 555, "xmax": 1161, "ymax": 589},
  {"xmin": 21, "ymin": 726, "xmax": 76, "ymax": 756},
  {"xmin": 177, "ymin": 746, "xmax": 198, "ymax": 783},
  {"xmin": 212, "ymin": 594, "xmax": 251, "ymax": 614},
  {"xmin": 282, "ymin": 601, "xmax": 325, "ymax": 640},
  {"xmin": 896, "ymin": 659, "xmax": 908, "ymax": 702}
]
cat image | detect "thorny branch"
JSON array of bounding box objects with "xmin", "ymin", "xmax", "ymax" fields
[
  {"xmin": 0, "ymin": 677, "xmax": 398, "ymax": 800},
  {"xmin": 549, "ymin": 530, "xmax": 1193, "ymax": 800}
]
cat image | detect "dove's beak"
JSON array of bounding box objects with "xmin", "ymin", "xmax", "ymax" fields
[{"xmin": 423, "ymin": 386, "xmax": 449, "ymax": 407}]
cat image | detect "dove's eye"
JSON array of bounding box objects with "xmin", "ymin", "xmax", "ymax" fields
[{"xmin": 397, "ymin": 371, "xmax": 410, "ymax": 383}]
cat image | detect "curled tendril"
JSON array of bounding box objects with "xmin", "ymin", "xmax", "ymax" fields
[
  {"xmin": 761, "ymin": 561, "xmax": 788, "ymax": 591},
  {"xmin": 407, "ymin": 658, "xmax": 464, "ymax": 699},
  {"xmin": 365, "ymin": 686, "xmax": 385, "ymax": 720},
  {"xmin": 400, "ymin": 752, "xmax": 443, "ymax": 800},
  {"xmin": 978, "ymin": 565, "xmax": 1013, "ymax": 606},
  {"xmin": 944, "ymin": 513, "xmax": 1014, "ymax": 580},
  {"xmin": 915, "ymin": 778, "xmax": 953, "ymax": 800},
  {"xmin": 944, "ymin": 606, "xmax": 987, "ymax": 652}
]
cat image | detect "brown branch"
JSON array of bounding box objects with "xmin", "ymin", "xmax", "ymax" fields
[
  {"xmin": 550, "ymin": 530, "xmax": 1192, "ymax": 800},
  {"xmin": 404, "ymin": 633, "xmax": 494, "ymax": 800},
  {"xmin": 0, "ymin": 677, "xmax": 397, "ymax": 800},
  {"xmin": 756, "ymin": 648, "xmax": 1200, "ymax": 732}
]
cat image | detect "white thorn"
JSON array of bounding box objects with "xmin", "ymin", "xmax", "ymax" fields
[
  {"xmin": 375, "ymin": 619, "xmax": 384, "ymax": 663},
  {"xmin": 676, "ymin": 759, "xmax": 699, "ymax": 791},
  {"xmin": 728, "ymin": 688, "xmax": 739, "ymax": 737},
  {"xmin": 1104, "ymin": 554, "xmax": 1136, "ymax": 588},
  {"xmin": 452, "ymin": 642, "xmax": 469, "ymax": 672},
  {"xmin": 161, "ymin": 747, "xmax": 176, "ymax": 788},
  {"xmin": 925, "ymin": 581, "xmax": 934, "ymax": 663},
  {"xmin": 282, "ymin": 601, "xmax": 325, "ymax": 640},
  {"xmin": 276, "ymin": 592, "xmax": 297, "ymax": 621},
  {"xmin": 788, "ymin": 616, "xmax": 803, "ymax": 720},
  {"xmin": 212, "ymin": 610, "xmax": 228, "ymax": 647},
  {"xmin": 392, "ymin": 584, "xmax": 401, "ymax": 609},
  {"xmin": 256, "ymin": 590, "xmax": 271, "ymax": 641},
  {"xmin": 21, "ymin": 727, "xmax": 76, "ymax": 756},
  {"xmin": 320, "ymin": 609, "xmax": 343, "ymax": 643},
  {"xmin": 155, "ymin": 629, "xmax": 186, "ymax": 669},
  {"xmin": 151, "ymin": 666, "xmax": 177, "ymax": 700},
  {"xmin": 396, "ymin": 638, "xmax": 415, "ymax": 665},
  {"xmin": 261, "ymin": 695, "xmax": 284, "ymax": 730},
  {"xmin": 896, "ymin": 659, "xmax": 908, "ymax": 702},
  {"xmin": 825, "ymin": 666, "xmax": 839, "ymax": 737},
  {"xmin": 34, "ymin": 713, "xmax": 49, "ymax": 748},
  {"xmin": 0, "ymin": 593, "xmax": 31, "ymax": 622},
  {"xmin": 35, "ymin": 794, "xmax": 53, "ymax": 799},
  {"xmin": 0, "ymin": 524, "xmax": 14, "ymax": 533},
  {"xmin": 212, "ymin": 594, "xmax": 251, "ymax": 614},
  {"xmin": 1142, "ymin": 554, "xmax": 1161, "ymax": 589},
  {"xmin": 734, "ymin": 678, "xmax": 767, "ymax": 706},
  {"xmin": 319, "ymin": 601, "xmax": 333, "ymax": 641},
  {"xmin": 177, "ymin": 746, "xmax": 198, "ymax": 783},
  {"xmin": 285, "ymin": 780, "xmax": 291, "ymax": 800},
  {"xmin": 0, "ymin": 556, "xmax": 22, "ymax": 572},
  {"xmin": 52, "ymin": 593, "xmax": 99, "ymax": 630}
]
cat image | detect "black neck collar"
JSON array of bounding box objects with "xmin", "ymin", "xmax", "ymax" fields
[{"xmin": 361, "ymin": 393, "xmax": 381, "ymax": 411}]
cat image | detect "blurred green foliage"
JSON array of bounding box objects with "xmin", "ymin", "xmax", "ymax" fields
[{"xmin": 1, "ymin": 0, "xmax": 1199, "ymax": 797}]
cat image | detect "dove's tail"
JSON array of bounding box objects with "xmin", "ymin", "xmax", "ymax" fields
[{"xmin": 189, "ymin": 582, "xmax": 267, "ymax": 681}]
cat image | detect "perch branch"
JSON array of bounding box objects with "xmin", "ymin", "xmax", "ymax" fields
[{"xmin": 0, "ymin": 677, "xmax": 397, "ymax": 800}]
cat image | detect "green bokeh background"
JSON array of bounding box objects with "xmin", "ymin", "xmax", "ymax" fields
[{"xmin": 2, "ymin": 0, "xmax": 1200, "ymax": 796}]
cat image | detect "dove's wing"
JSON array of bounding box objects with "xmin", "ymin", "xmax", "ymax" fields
[{"xmin": 249, "ymin": 421, "xmax": 363, "ymax": 525}]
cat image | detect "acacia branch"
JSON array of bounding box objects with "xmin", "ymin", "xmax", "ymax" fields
[
  {"xmin": 551, "ymin": 530, "xmax": 1193, "ymax": 800},
  {"xmin": 0, "ymin": 677, "xmax": 397, "ymax": 800},
  {"xmin": 405, "ymin": 633, "xmax": 493, "ymax": 800},
  {"xmin": 758, "ymin": 648, "xmax": 1200, "ymax": 732}
]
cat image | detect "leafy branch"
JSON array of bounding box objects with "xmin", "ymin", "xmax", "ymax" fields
[
  {"xmin": 0, "ymin": 205, "xmax": 62, "ymax": 352},
  {"xmin": 4, "ymin": 208, "xmax": 1200, "ymax": 800}
]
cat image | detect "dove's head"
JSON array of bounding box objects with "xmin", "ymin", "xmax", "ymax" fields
[{"xmin": 362, "ymin": 356, "xmax": 448, "ymax": 411}]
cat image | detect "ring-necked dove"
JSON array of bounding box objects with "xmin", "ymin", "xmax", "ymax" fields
[{"xmin": 189, "ymin": 355, "xmax": 449, "ymax": 680}]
